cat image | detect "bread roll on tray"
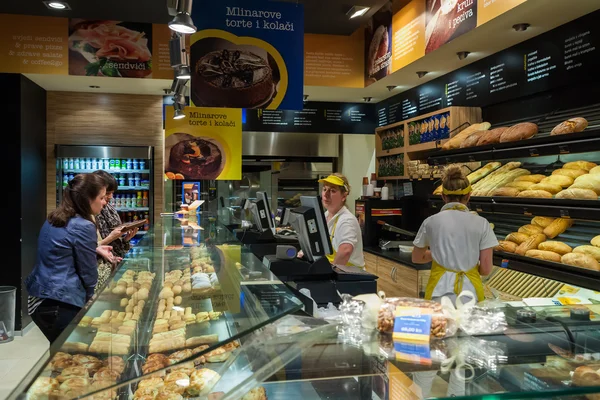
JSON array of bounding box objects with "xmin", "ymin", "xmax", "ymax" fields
[
  {"xmin": 531, "ymin": 216, "xmax": 555, "ymax": 228},
  {"xmin": 517, "ymin": 190, "xmax": 553, "ymax": 198},
  {"xmin": 515, "ymin": 174, "xmax": 546, "ymax": 183},
  {"xmin": 492, "ymin": 187, "xmax": 520, "ymax": 197},
  {"xmin": 500, "ymin": 122, "xmax": 538, "ymax": 143},
  {"xmin": 541, "ymin": 175, "xmax": 574, "ymax": 188},
  {"xmin": 591, "ymin": 166, "xmax": 600, "ymax": 175},
  {"xmin": 495, "ymin": 241, "xmax": 518, "ymax": 253},
  {"xmin": 570, "ymin": 174, "xmax": 600, "ymax": 195},
  {"xmin": 552, "ymin": 168, "xmax": 587, "ymax": 179},
  {"xmin": 538, "ymin": 241, "xmax": 572, "ymax": 256},
  {"xmin": 563, "ymin": 160, "xmax": 597, "ymax": 171},
  {"xmin": 525, "ymin": 249, "xmax": 562, "ymax": 262},
  {"xmin": 561, "ymin": 253, "xmax": 600, "ymax": 271},
  {"xmin": 476, "ymin": 127, "xmax": 508, "ymax": 146},
  {"xmin": 573, "ymin": 245, "xmax": 600, "ymax": 262},
  {"xmin": 442, "ymin": 122, "xmax": 491, "ymax": 150},
  {"xmin": 550, "ymin": 118, "xmax": 588, "ymax": 136},
  {"xmin": 555, "ymin": 188, "xmax": 598, "ymax": 200},
  {"xmin": 516, "ymin": 234, "xmax": 547, "ymax": 256},
  {"xmin": 542, "ymin": 218, "xmax": 573, "ymax": 239},
  {"xmin": 505, "ymin": 232, "xmax": 530, "ymax": 245},
  {"xmin": 529, "ymin": 182, "xmax": 563, "ymax": 195},
  {"xmin": 505, "ymin": 181, "xmax": 535, "ymax": 190},
  {"xmin": 592, "ymin": 235, "xmax": 600, "ymax": 248},
  {"xmin": 518, "ymin": 224, "xmax": 544, "ymax": 235}
]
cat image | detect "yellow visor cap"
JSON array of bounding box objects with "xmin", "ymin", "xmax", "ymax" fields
[{"xmin": 319, "ymin": 175, "xmax": 347, "ymax": 190}]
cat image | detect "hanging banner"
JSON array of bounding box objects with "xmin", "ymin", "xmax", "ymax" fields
[
  {"xmin": 190, "ymin": 1, "xmax": 304, "ymax": 110},
  {"xmin": 365, "ymin": 2, "xmax": 393, "ymax": 86},
  {"xmin": 391, "ymin": 0, "xmax": 426, "ymax": 72},
  {"xmin": 477, "ymin": 0, "xmax": 527, "ymax": 26},
  {"xmin": 424, "ymin": 0, "xmax": 478, "ymax": 54},
  {"xmin": 165, "ymin": 107, "xmax": 242, "ymax": 180}
]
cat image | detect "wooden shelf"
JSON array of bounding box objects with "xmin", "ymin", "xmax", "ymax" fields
[
  {"xmin": 376, "ymin": 147, "xmax": 405, "ymax": 157},
  {"xmin": 376, "ymin": 175, "xmax": 408, "ymax": 180}
]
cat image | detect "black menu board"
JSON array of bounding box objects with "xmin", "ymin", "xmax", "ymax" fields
[
  {"xmin": 376, "ymin": 10, "xmax": 600, "ymax": 126},
  {"xmin": 243, "ymin": 101, "xmax": 377, "ymax": 134}
]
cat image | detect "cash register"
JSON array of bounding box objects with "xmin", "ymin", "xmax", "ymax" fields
[{"xmin": 263, "ymin": 195, "xmax": 378, "ymax": 305}]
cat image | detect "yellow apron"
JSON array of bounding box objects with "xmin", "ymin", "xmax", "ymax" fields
[
  {"xmin": 326, "ymin": 214, "xmax": 358, "ymax": 267},
  {"xmin": 423, "ymin": 203, "xmax": 485, "ymax": 301}
]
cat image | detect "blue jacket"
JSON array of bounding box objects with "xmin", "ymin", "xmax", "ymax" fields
[{"xmin": 26, "ymin": 215, "xmax": 98, "ymax": 308}]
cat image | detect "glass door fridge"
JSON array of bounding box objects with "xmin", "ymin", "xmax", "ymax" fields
[{"xmin": 55, "ymin": 145, "xmax": 154, "ymax": 248}]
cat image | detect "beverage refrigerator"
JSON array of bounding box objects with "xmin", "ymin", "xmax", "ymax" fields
[{"xmin": 55, "ymin": 145, "xmax": 154, "ymax": 248}]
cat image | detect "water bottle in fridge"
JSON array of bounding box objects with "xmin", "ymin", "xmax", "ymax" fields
[
  {"xmin": 69, "ymin": 158, "xmax": 74, "ymax": 169},
  {"xmin": 63, "ymin": 158, "xmax": 69, "ymax": 170},
  {"xmin": 74, "ymin": 158, "xmax": 80, "ymax": 170},
  {"xmin": 92, "ymin": 158, "xmax": 98, "ymax": 170},
  {"xmin": 85, "ymin": 158, "xmax": 92, "ymax": 170},
  {"xmin": 132, "ymin": 159, "xmax": 139, "ymax": 170}
]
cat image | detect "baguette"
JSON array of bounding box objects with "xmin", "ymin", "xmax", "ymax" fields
[
  {"xmin": 517, "ymin": 190, "xmax": 553, "ymax": 198},
  {"xmin": 570, "ymin": 174, "xmax": 600, "ymax": 195},
  {"xmin": 495, "ymin": 241, "xmax": 517, "ymax": 253},
  {"xmin": 550, "ymin": 118, "xmax": 588, "ymax": 136},
  {"xmin": 563, "ymin": 160, "xmax": 597, "ymax": 172},
  {"xmin": 492, "ymin": 187, "xmax": 520, "ymax": 197},
  {"xmin": 552, "ymin": 168, "xmax": 587, "ymax": 179},
  {"xmin": 518, "ymin": 224, "xmax": 544, "ymax": 235},
  {"xmin": 591, "ymin": 166, "xmax": 600, "ymax": 175},
  {"xmin": 505, "ymin": 181, "xmax": 535, "ymax": 190},
  {"xmin": 529, "ymin": 182, "xmax": 563, "ymax": 195},
  {"xmin": 561, "ymin": 253, "xmax": 600, "ymax": 271},
  {"xmin": 514, "ymin": 174, "xmax": 546, "ymax": 183},
  {"xmin": 592, "ymin": 235, "xmax": 600, "ymax": 248},
  {"xmin": 516, "ymin": 234, "xmax": 547, "ymax": 256},
  {"xmin": 573, "ymin": 245, "xmax": 600, "ymax": 262},
  {"xmin": 542, "ymin": 218, "xmax": 573, "ymax": 239},
  {"xmin": 555, "ymin": 188, "xmax": 598, "ymax": 200},
  {"xmin": 442, "ymin": 122, "xmax": 491, "ymax": 150},
  {"xmin": 500, "ymin": 122, "xmax": 538, "ymax": 143},
  {"xmin": 538, "ymin": 241, "xmax": 572, "ymax": 255},
  {"xmin": 505, "ymin": 232, "xmax": 530, "ymax": 244},
  {"xmin": 540, "ymin": 175, "xmax": 574, "ymax": 188},
  {"xmin": 473, "ymin": 167, "xmax": 530, "ymax": 197},
  {"xmin": 525, "ymin": 249, "xmax": 562, "ymax": 262},
  {"xmin": 476, "ymin": 127, "xmax": 508, "ymax": 146},
  {"xmin": 531, "ymin": 216, "xmax": 555, "ymax": 228}
]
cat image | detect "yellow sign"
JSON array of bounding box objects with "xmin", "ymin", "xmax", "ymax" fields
[
  {"xmin": 165, "ymin": 107, "xmax": 242, "ymax": 180},
  {"xmin": 477, "ymin": 0, "xmax": 527, "ymax": 27},
  {"xmin": 388, "ymin": 362, "xmax": 421, "ymax": 400},
  {"xmin": 391, "ymin": 0, "xmax": 425, "ymax": 72},
  {"xmin": 0, "ymin": 14, "xmax": 68, "ymax": 75}
]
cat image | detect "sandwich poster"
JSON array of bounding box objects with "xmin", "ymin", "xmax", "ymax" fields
[
  {"xmin": 165, "ymin": 107, "xmax": 242, "ymax": 181},
  {"xmin": 190, "ymin": 0, "xmax": 304, "ymax": 110},
  {"xmin": 365, "ymin": 2, "xmax": 393, "ymax": 87}
]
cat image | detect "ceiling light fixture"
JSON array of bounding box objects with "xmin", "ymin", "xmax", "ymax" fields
[
  {"xmin": 169, "ymin": 0, "xmax": 196, "ymax": 34},
  {"xmin": 416, "ymin": 71, "xmax": 428, "ymax": 78},
  {"xmin": 363, "ymin": 97, "xmax": 372, "ymax": 102},
  {"xmin": 456, "ymin": 51, "xmax": 470, "ymax": 60},
  {"xmin": 513, "ymin": 23, "xmax": 530, "ymax": 32},
  {"xmin": 176, "ymin": 65, "xmax": 191, "ymax": 80},
  {"xmin": 173, "ymin": 107, "xmax": 186, "ymax": 120},
  {"xmin": 44, "ymin": 1, "xmax": 70, "ymax": 10},
  {"xmin": 346, "ymin": 6, "xmax": 370, "ymax": 19}
]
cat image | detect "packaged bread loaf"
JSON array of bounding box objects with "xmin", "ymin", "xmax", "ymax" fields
[
  {"xmin": 506, "ymin": 232, "xmax": 530, "ymax": 244},
  {"xmin": 476, "ymin": 127, "xmax": 508, "ymax": 146},
  {"xmin": 555, "ymin": 188, "xmax": 598, "ymax": 200},
  {"xmin": 518, "ymin": 224, "xmax": 544, "ymax": 235},
  {"xmin": 500, "ymin": 122, "xmax": 538, "ymax": 143},
  {"xmin": 517, "ymin": 190, "xmax": 553, "ymax": 198},
  {"xmin": 550, "ymin": 117, "xmax": 588, "ymax": 136},
  {"xmin": 442, "ymin": 122, "xmax": 491, "ymax": 150},
  {"xmin": 505, "ymin": 181, "xmax": 535, "ymax": 190},
  {"xmin": 591, "ymin": 166, "xmax": 600, "ymax": 175},
  {"xmin": 377, "ymin": 297, "xmax": 455, "ymax": 339},
  {"xmin": 542, "ymin": 218, "xmax": 573, "ymax": 239},
  {"xmin": 433, "ymin": 162, "xmax": 501, "ymax": 195},
  {"xmin": 552, "ymin": 168, "xmax": 587, "ymax": 179},
  {"xmin": 492, "ymin": 187, "xmax": 520, "ymax": 197},
  {"xmin": 495, "ymin": 241, "xmax": 517, "ymax": 253},
  {"xmin": 515, "ymin": 174, "xmax": 546, "ymax": 183},
  {"xmin": 460, "ymin": 131, "xmax": 487, "ymax": 148},
  {"xmin": 570, "ymin": 174, "xmax": 600, "ymax": 195},
  {"xmin": 541, "ymin": 175, "xmax": 574, "ymax": 188},
  {"xmin": 516, "ymin": 234, "xmax": 547, "ymax": 256},
  {"xmin": 561, "ymin": 253, "xmax": 600, "ymax": 271},
  {"xmin": 531, "ymin": 216, "xmax": 555, "ymax": 228},
  {"xmin": 563, "ymin": 160, "xmax": 597, "ymax": 172},
  {"xmin": 573, "ymin": 245, "xmax": 600, "ymax": 262},
  {"xmin": 529, "ymin": 182, "xmax": 563, "ymax": 195},
  {"xmin": 592, "ymin": 235, "xmax": 600, "ymax": 248},
  {"xmin": 525, "ymin": 249, "xmax": 562, "ymax": 262},
  {"xmin": 538, "ymin": 241, "xmax": 572, "ymax": 255}
]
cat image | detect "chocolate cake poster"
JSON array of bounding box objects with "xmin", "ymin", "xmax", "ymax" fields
[
  {"xmin": 164, "ymin": 107, "xmax": 242, "ymax": 181},
  {"xmin": 190, "ymin": 0, "xmax": 304, "ymax": 110}
]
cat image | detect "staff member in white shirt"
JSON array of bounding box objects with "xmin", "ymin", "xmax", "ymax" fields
[
  {"xmin": 412, "ymin": 165, "xmax": 498, "ymax": 302},
  {"xmin": 318, "ymin": 173, "xmax": 365, "ymax": 268}
]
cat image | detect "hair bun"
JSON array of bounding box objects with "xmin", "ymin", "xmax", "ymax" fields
[{"xmin": 443, "ymin": 165, "xmax": 465, "ymax": 181}]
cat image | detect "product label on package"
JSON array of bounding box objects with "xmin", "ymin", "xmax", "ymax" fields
[
  {"xmin": 394, "ymin": 340, "xmax": 432, "ymax": 365},
  {"xmin": 393, "ymin": 306, "xmax": 432, "ymax": 342}
]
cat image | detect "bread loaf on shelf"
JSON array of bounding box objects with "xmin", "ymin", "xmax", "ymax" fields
[
  {"xmin": 516, "ymin": 234, "xmax": 547, "ymax": 256},
  {"xmin": 538, "ymin": 241, "xmax": 572, "ymax": 255},
  {"xmin": 460, "ymin": 131, "xmax": 487, "ymax": 148},
  {"xmin": 518, "ymin": 224, "xmax": 544, "ymax": 235},
  {"xmin": 573, "ymin": 245, "xmax": 600, "ymax": 262},
  {"xmin": 550, "ymin": 117, "xmax": 588, "ymax": 136},
  {"xmin": 492, "ymin": 187, "xmax": 521, "ymax": 197},
  {"xmin": 541, "ymin": 175, "xmax": 574, "ymax": 188},
  {"xmin": 525, "ymin": 249, "xmax": 562, "ymax": 262},
  {"xmin": 552, "ymin": 168, "xmax": 587, "ymax": 179},
  {"xmin": 591, "ymin": 166, "xmax": 600, "ymax": 175},
  {"xmin": 531, "ymin": 216, "xmax": 555, "ymax": 228},
  {"xmin": 561, "ymin": 253, "xmax": 600, "ymax": 271},
  {"xmin": 570, "ymin": 174, "xmax": 600, "ymax": 195},
  {"xmin": 563, "ymin": 160, "xmax": 597, "ymax": 171},
  {"xmin": 542, "ymin": 218, "xmax": 573, "ymax": 239},
  {"xmin": 495, "ymin": 241, "xmax": 518, "ymax": 253},
  {"xmin": 529, "ymin": 182, "xmax": 563, "ymax": 194},
  {"xmin": 505, "ymin": 181, "xmax": 535, "ymax": 190},
  {"xmin": 442, "ymin": 122, "xmax": 491, "ymax": 150},
  {"xmin": 555, "ymin": 188, "xmax": 598, "ymax": 200},
  {"xmin": 472, "ymin": 166, "xmax": 530, "ymax": 197},
  {"xmin": 515, "ymin": 174, "xmax": 546, "ymax": 183},
  {"xmin": 499, "ymin": 122, "xmax": 538, "ymax": 143},
  {"xmin": 505, "ymin": 232, "xmax": 530, "ymax": 244},
  {"xmin": 517, "ymin": 190, "xmax": 553, "ymax": 198},
  {"xmin": 592, "ymin": 235, "xmax": 600, "ymax": 248},
  {"xmin": 476, "ymin": 127, "xmax": 508, "ymax": 146}
]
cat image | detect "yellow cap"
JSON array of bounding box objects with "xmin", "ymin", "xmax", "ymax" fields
[{"xmin": 319, "ymin": 175, "xmax": 348, "ymax": 192}]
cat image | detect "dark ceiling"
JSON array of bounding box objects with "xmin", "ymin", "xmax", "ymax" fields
[{"xmin": 0, "ymin": 0, "xmax": 389, "ymax": 35}]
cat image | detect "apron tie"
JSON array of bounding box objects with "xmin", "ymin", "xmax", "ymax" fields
[{"xmin": 326, "ymin": 214, "xmax": 359, "ymax": 268}]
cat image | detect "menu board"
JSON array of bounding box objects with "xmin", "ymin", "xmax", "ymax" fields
[
  {"xmin": 244, "ymin": 102, "xmax": 376, "ymax": 134},
  {"xmin": 376, "ymin": 10, "xmax": 600, "ymax": 126}
]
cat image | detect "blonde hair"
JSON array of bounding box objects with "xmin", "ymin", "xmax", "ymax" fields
[
  {"xmin": 442, "ymin": 164, "xmax": 469, "ymax": 202},
  {"xmin": 332, "ymin": 172, "xmax": 351, "ymax": 195}
]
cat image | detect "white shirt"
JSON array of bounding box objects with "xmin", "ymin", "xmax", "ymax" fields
[
  {"xmin": 325, "ymin": 206, "xmax": 365, "ymax": 267},
  {"xmin": 413, "ymin": 203, "xmax": 498, "ymax": 298}
]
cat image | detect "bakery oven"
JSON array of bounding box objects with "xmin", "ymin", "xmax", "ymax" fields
[{"xmin": 276, "ymin": 162, "xmax": 333, "ymax": 209}]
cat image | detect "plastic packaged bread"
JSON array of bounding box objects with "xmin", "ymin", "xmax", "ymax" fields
[
  {"xmin": 541, "ymin": 175, "xmax": 574, "ymax": 188},
  {"xmin": 573, "ymin": 245, "xmax": 600, "ymax": 262},
  {"xmin": 542, "ymin": 218, "xmax": 573, "ymax": 239},
  {"xmin": 531, "ymin": 216, "xmax": 555, "ymax": 228},
  {"xmin": 552, "ymin": 168, "xmax": 587, "ymax": 179},
  {"xmin": 505, "ymin": 181, "xmax": 535, "ymax": 190},
  {"xmin": 518, "ymin": 224, "xmax": 544, "ymax": 235},
  {"xmin": 538, "ymin": 241, "xmax": 573, "ymax": 255},
  {"xmin": 563, "ymin": 160, "xmax": 597, "ymax": 171},
  {"xmin": 495, "ymin": 241, "xmax": 517, "ymax": 253},
  {"xmin": 492, "ymin": 187, "xmax": 520, "ymax": 197},
  {"xmin": 476, "ymin": 127, "xmax": 508, "ymax": 146},
  {"xmin": 505, "ymin": 232, "xmax": 530, "ymax": 244},
  {"xmin": 516, "ymin": 234, "xmax": 547, "ymax": 256},
  {"xmin": 561, "ymin": 253, "xmax": 600, "ymax": 271},
  {"xmin": 570, "ymin": 174, "xmax": 600, "ymax": 195},
  {"xmin": 499, "ymin": 122, "xmax": 538, "ymax": 143},
  {"xmin": 525, "ymin": 249, "xmax": 562, "ymax": 262},
  {"xmin": 592, "ymin": 235, "xmax": 600, "ymax": 248},
  {"xmin": 555, "ymin": 188, "xmax": 598, "ymax": 200},
  {"xmin": 517, "ymin": 190, "xmax": 553, "ymax": 198},
  {"xmin": 550, "ymin": 117, "xmax": 588, "ymax": 135},
  {"xmin": 377, "ymin": 297, "xmax": 455, "ymax": 339},
  {"xmin": 515, "ymin": 174, "xmax": 546, "ymax": 183},
  {"xmin": 529, "ymin": 182, "xmax": 563, "ymax": 194}
]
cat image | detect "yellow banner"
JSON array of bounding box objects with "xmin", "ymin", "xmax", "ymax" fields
[
  {"xmin": 477, "ymin": 0, "xmax": 527, "ymax": 26},
  {"xmin": 0, "ymin": 14, "xmax": 68, "ymax": 75},
  {"xmin": 391, "ymin": 0, "xmax": 425, "ymax": 72},
  {"xmin": 165, "ymin": 107, "xmax": 242, "ymax": 180}
]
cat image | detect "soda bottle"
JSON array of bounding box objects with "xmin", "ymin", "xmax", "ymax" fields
[
  {"xmin": 110, "ymin": 159, "xmax": 115, "ymax": 170},
  {"xmin": 121, "ymin": 160, "xmax": 127, "ymax": 171},
  {"xmin": 136, "ymin": 191, "xmax": 143, "ymax": 207},
  {"xmin": 142, "ymin": 192, "xmax": 148, "ymax": 207}
]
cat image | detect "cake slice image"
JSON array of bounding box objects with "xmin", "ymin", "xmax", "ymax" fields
[{"xmin": 165, "ymin": 133, "xmax": 225, "ymax": 180}]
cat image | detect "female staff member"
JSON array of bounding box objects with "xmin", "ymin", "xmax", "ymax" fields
[
  {"xmin": 26, "ymin": 174, "xmax": 107, "ymax": 342},
  {"xmin": 318, "ymin": 173, "xmax": 365, "ymax": 268},
  {"xmin": 412, "ymin": 165, "xmax": 497, "ymax": 302}
]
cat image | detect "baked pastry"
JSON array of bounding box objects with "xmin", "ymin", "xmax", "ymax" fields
[
  {"xmin": 138, "ymin": 377, "xmax": 165, "ymax": 390},
  {"xmin": 186, "ymin": 335, "xmax": 219, "ymax": 347},
  {"xmin": 592, "ymin": 235, "xmax": 600, "ymax": 248},
  {"xmin": 52, "ymin": 357, "xmax": 79, "ymax": 371},
  {"xmin": 516, "ymin": 234, "xmax": 547, "ymax": 256},
  {"xmin": 241, "ymin": 386, "xmax": 267, "ymax": 400},
  {"xmin": 28, "ymin": 377, "xmax": 60, "ymax": 398},
  {"xmin": 518, "ymin": 224, "xmax": 544, "ymax": 235},
  {"xmin": 561, "ymin": 253, "xmax": 600, "ymax": 271},
  {"xmin": 61, "ymin": 342, "xmax": 89, "ymax": 353},
  {"xmin": 517, "ymin": 190, "xmax": 553, "ymax": 198},
  {"xmin": 168, "ymin": 349, "xmax": 193, "ymax": 365},
  {"xmin": 58, "ymin": 366, "xmax": 89, "ymax": 382},
  {"xmin": 556, "ymin": 188, "xmax": 597, "ymax": 200},
  {"xmin": 500, "ymin": 122, "xmax": 538, "ymax": 143},
  {"xmin": 476, "ymin": 127, "xmax": 508, "ymax": 146},
  {"xmin": 193, "ymin": 49, "xmax": 273, "ymax": 108},
  {"xmin": 525, "ymin": 249, "xmax": 562, "ymax": 262},
  {"xmin": 570, "ymin": 174, "xmax": 600, "ymax": 195},
  {"xmin": 504, "ymin": 181, "xmax": 534, "ymax": 191},
  {"xmin": 563, "ymin": 160, "xmax": 597, "ymax": 171},
  {"xmin": 81, "ymin": 360, "xmax": 104, "ymax": 375},
  {"xmin": 156, "ymin": 391, "xmax": 184, "ymax": 400},
  {"xmin": 573, "ymin": 245, "xmax": 600, "ymax": 262},
  {"xmin": 59, "ymin": 377, "xmax": 90, "ymax": 397},
  {"xmin": 543, "ymin": 218, "xmax": 573, "ymax": 239},
  {"xmin": 541, "ymin": 175, "xmax": 574, "ymax": 188},
  {"xmin": 505, "ymin": 232, "xmax": 530, "ymax": 245},
  {"xmin": 169, "ymin": 361, "xmax": 196, "ymax": 376},
  {"xmin": 164, "ymin": 371, "xmax": 190, "ymax": 384},
  {"xmin": 552, "ymin": 168, "xmax": 587, "ymax": 179},
  {"xmin": 134, "ymin": 387, "xmax": 160, "ymax": 400},
  {"xmin": 147, "ymin": 354, "xmax": 170, "ymax": 366},
  {"xmin": 538, "ymin": 241, "xmax": 572, "ymax": 256},
  {"xmin": 529, "ymin": 182, "xmax": 563, "ymax": 195},
  {"xmin": 94, "ymin": 367, "xmax": 121, "ymax": 381},
  {"xmin": 187, "ymin": 369, "xmax": 221, "ymax": 396},
  {"xmin": 143, "ymin": 361, "xmax": 167, "ymax": 375},
  {"xmin": 550, "ymin": 117, "xmax": 588, "ymax": 135},
  {"xmin": 204, "ymin": 347, "xmax": 231, "ymax": 363},
  {"xmin": 514, "ymin": 174, "xmax": 546, "ymax": 183},
  {"xmin": 531, "ymin": 216, "xmax": 555, "ymax": 228}
]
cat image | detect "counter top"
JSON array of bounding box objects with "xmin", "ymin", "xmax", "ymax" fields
[{"xmin": 364, "ymin": 246, "xmax": 431, "ymax": 271}]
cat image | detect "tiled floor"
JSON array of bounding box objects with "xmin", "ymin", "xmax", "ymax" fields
[{"xmin": 0, "ymin": 326, "xmax": 49, "ymax": 400}]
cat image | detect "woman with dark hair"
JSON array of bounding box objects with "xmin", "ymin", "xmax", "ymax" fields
[{"xmin": 26, "ymin": 173, "xmax": 107, "ymax": 343}]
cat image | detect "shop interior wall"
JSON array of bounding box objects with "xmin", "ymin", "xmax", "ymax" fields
[
  {"xmin": 46, "ymin": 92, "xmax": 164, "ymax": 223},
  {"xmin": 340, "ymin": 134, "xmax": 376, "ymax": 211}
]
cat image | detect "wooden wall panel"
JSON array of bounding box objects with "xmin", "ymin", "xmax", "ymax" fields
[{"xmin": 46, "ymin": 92, "xmax": 164, "ymax": 222}]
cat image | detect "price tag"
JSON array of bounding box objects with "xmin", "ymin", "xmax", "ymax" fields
[
  {"xmin": 476, "ymin": 206, "xmax": 483, "ymax": 213},
  {"xmin": 501, "ymin": 259, "xmax": 509, "ymax": 268},
  {"xmin": 523, "ymin": 208, "xmax": 532, "ymax": 217},
  {"xmin": 393, "ymin": 306, "xmax": 432, "ymax": 343},
  {"xmin": 468, "ymin": 155, "xmax": 476, "ymax": 162},
  {"xmin": 559, "ymin": 145, "xmax": 570, "ymax": 154},
  {"xmin": 529, "ymin": 148, "xmax": 539, "ymax": 157},
  {"xmin": 445, "ymin": 157, "xmax": 452, "ymax": 164},
  {"xmin": 560, "ymin": 209, "xmax": 570, "ymax": 218}
]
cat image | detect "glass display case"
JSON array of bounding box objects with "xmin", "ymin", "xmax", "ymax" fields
[{"xmin": 9, "ymin": 215, "xmax": 600, "ymax": 400}]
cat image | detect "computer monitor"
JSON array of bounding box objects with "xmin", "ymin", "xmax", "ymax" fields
[
  {"xmin": 247, "ymin": 191, "xmax": 275, "ymax": 234},
  {"xmin": 288, "ymin": 196, "xmax": 332, "ymax": 263}
]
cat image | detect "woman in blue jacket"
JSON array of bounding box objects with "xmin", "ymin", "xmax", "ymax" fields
[{"xmin": 26, "ymin": 173, "xmax": 107, "ymax": 343}]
